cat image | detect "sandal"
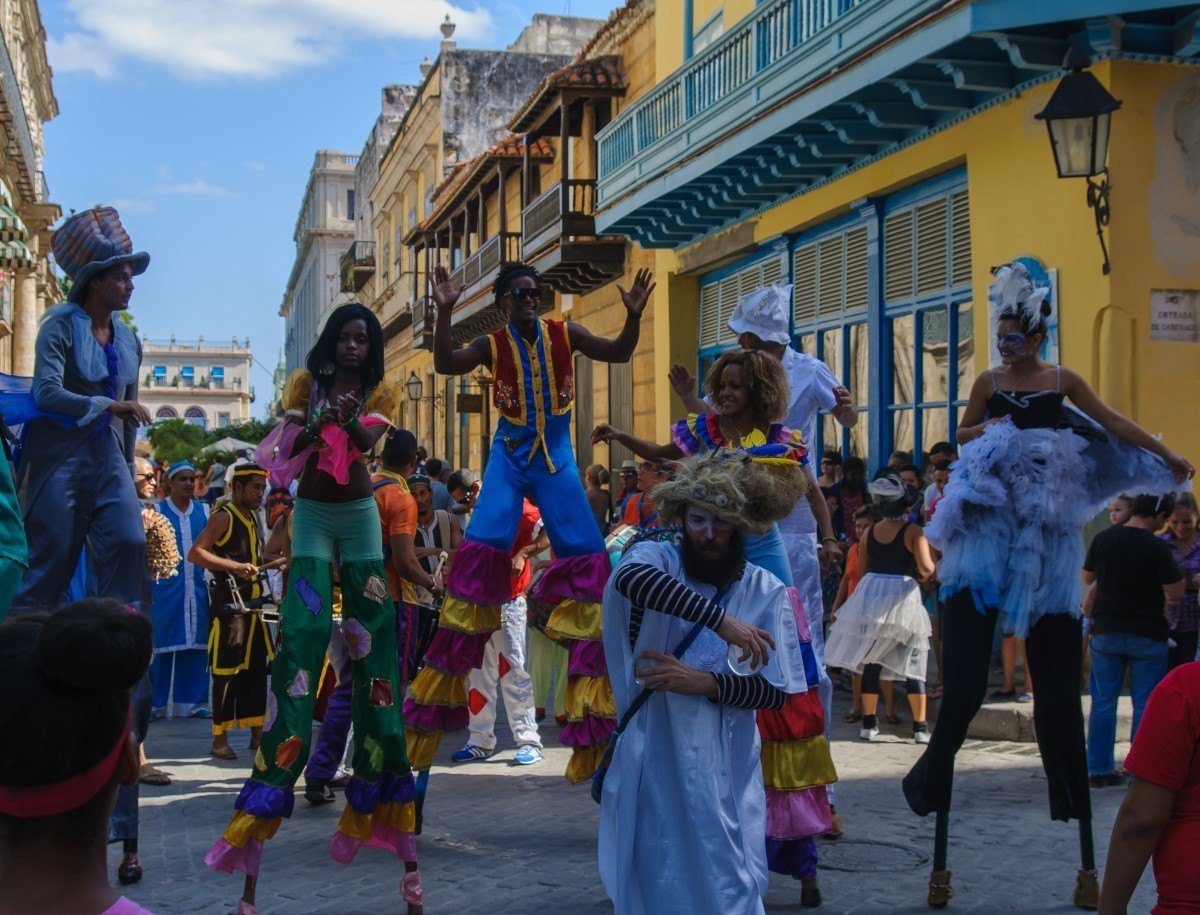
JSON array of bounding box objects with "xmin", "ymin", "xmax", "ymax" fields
[
  {"xmin": 927, "ymin": 686, "xmax": 943, "ymax": 700},
  {"xmin": 117, "ymin": 854, "xmax": 142, "ymax": 885},
  {"xmin": 800, "ymin": 877, "xmax": 822, "ymax": 908},
  {"xmin": 210, "ymin": 744, "xmax": 237, "ymax": 760},
  {"xmin": 842, "ymin": 712, "xmax": 862, "ymax": 724},
  {"xmin": 138, "ymin": 763, "xmax": 171, "ymax": 786}
]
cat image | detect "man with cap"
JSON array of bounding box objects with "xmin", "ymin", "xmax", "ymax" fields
[
  {"xmin": 150, "ymin": 460, "xmax": 212, "ymax": 720},
  {"xmin": 670, "ymin": 281, "xmax": 857, "ymax": 832},
  {"xmin": 12, "ymin": 206, "xmax": 151, "ymax": 613},
  {"xmin": 614, "ymin": 459, "xmax": 639, "ymax": 519}
]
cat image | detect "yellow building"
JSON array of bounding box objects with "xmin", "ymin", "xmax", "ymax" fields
[
  {"xmin": 595, "ymin": 0, "xmax": 1200, "ymax": 467},
  {"xmin": 384, "ymin": 1, "xmax": 659, "ymax": 474}
]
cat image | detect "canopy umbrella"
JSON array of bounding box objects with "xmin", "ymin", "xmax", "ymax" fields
[{"xmin": 201, "ymin": 436, "xmax": 256, "ymax": 454}]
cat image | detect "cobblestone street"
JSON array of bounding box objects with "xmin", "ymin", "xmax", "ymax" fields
[{"xmin": 114, "ymin": 688, "xmax": 1155, "ymax": 914}]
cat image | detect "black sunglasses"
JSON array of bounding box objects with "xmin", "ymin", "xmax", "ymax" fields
[{"xmin": 507, "ymin": 287, "xmax": 542, "ymax": 303}]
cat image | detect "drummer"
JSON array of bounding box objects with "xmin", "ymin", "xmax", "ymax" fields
[{"xmin": 188, "ymin": 464, "xmax": 275, "ymax": 760}]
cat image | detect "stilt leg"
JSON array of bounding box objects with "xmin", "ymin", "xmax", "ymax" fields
[
  {"xmin": 237, "ymin": 875, "xmax": 258, "ymax": 915},
  {"xmin": 1073, "ymin": 818, "xmax": 1099, "ymax": 910},
  {"xmin": 928, "ymin": 807, "xmax": 953, "ymax": 909},
  {"xmin": 414, "ymin": 769, "xmax": 430, "ymax": 835},
  {"xmin": 402, "ymin": 859, "xmax": 424, "ymax": 915}
]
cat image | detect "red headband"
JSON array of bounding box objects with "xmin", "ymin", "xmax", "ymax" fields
[{"xmin": 0, "ymin": 727, "xmax": 129, "ymax": 818}]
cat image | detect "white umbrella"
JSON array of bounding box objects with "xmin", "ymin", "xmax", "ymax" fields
[{"xmin": 202, "ymin": 436, "xmax": 257, "ymax": 454}]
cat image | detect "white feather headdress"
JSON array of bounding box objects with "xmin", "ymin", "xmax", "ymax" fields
[{"xmin": 990, "ymin": 261, "xmax": 1051, "ymax": 329}]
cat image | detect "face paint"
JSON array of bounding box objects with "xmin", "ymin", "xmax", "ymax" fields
[
  {"xmin": 684, "ymin": 505, "xmax": 734, "ymax": 540},
  {"xmin": 996, "ymin": 332, "xmax": 1031, "ymax": 359}
]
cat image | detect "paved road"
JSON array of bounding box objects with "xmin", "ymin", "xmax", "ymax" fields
[{"xmin": 114, "ymin": 691, "xmax": 1154, "ymax": 914}]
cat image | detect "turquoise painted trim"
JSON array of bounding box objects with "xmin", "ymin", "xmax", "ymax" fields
[{"xmin": 684, "ymin": 0, "xmax": 695, "ymax": 61}]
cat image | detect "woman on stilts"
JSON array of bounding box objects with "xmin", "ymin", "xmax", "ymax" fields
[
  {"xmin": 204, "ymin": 303, "xmax": 421, "ymax": 915},
  {"xmin": 902, "ymin": 262, "xmax": 1193, "ymax": 909},
  {"xmin": 593, "ymin": 347, "xmax": 838, "ymax": 908}
]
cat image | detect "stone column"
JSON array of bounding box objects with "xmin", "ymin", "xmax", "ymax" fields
[{"xmin": 12, "ymin": 266, "xmax": 37, "ymax": 375}]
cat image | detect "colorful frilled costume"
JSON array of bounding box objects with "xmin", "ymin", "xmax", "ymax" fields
[
  {"xmin": 205, "ymin": 370, "xmax": 418, "ymax": 878},
  {"xmin": 671, "ymin": 414, "xmax": 837, "ymax": 881},
  {"xmin": 404, "ymin": 318, "xmax": 613, "ymax": 783}
]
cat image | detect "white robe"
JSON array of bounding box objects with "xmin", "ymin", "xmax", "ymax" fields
[{"xmin": 598, "ymin": 540, "xmax": 806, "ymax": 915}]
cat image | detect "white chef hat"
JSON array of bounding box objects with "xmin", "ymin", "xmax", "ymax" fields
[{"xmin": 726, "ymin": 282, "xmax": 793, "ymax": 345}]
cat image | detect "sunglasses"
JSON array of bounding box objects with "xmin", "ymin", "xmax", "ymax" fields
[
  {"xmin": 639, "ymin": 461, "xmax": 668, "ymax": 473},
  {"xmin": 507, "ymin": 287, "xmax": 542, "ymax": 303}
]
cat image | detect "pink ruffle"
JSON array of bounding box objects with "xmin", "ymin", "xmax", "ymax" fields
[
  {"xmin": 786, "ymin": 587, "xmax": 812, "ymax": 642},
  {"xmin": 330, "ymin": 823, "xmax": 417, "ymax": 866},
  {"xmin": 204, "ymin": 837, "xmax": 264, "ymax": 877},
  {"xmin": 567, "ymin": 639, "xmax": 607, "ymax": 678},
  {"xmin": 254, "ymin": 423, "xmax": 312, "ymax": 491},
  {"xmin": 560, "ymin": 715, "xmax": 616, "ymax": 748},
  {"xmin": 402, "ymin": 700, "xmax": 468, "ymax": 733},
  {"xmin": 765, "ymin": 786, "xmax": 832, "ymax": 840},
  {"xmin": 446, "ymin": 540, "xmax": 513, "ymax": 604},
  {"xmin": 423, "ymin": 629, "xmax": 492, "ymax": 674},
  {"xmin": 531, "ymin": 553, "xmax": 610, "ymax": 605}
]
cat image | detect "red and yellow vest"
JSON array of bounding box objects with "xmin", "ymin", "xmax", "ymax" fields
[{"xmin": 488, "ymin": 318, "xmax": 574, "ymax": 425}]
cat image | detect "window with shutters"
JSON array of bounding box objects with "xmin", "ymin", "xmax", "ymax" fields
[
  {"xmin": 791, "ymin": 219, "xmax": 870, "ymax": 460},
  {"xmin": 884, "ymin": 181, "xmax": 972, "ymax": 460},
  {"xmin": 574, "ymin": 356, "xmax": 594, "ymax": 472},
  {"xmin": 697, "ymin": 253, "xmax": 784, "ymax": 382},
  {"xmin": 608, "ymin": 359, "xmax": 634, "ymax": 471}
]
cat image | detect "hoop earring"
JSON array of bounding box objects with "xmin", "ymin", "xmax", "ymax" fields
[{"xmin": 318, "ymin": 361, "xmax": 335, "ymax": 376}]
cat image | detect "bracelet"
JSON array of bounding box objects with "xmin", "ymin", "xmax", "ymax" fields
[{"xmin": 820, "ymin": 536, "xmax": 839, "ymax": 545}]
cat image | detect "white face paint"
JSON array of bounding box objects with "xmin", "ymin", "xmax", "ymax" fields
[{"xmin": 684, "ymin": 504, "xmax": 734, "ymax": 541}]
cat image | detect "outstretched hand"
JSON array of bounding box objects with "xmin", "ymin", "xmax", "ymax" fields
[
  {"xmin": 617, "ymin": 268, "xmax": 655, "ymax": 318},
  {"xmin": 716, "ymin": 614, "xmax": 775, "ymax": 671},
  {"xmin": 432, "ymin": 264, "xmax": 463, "ymax": 311},
  {"xmin": 591, "ymin": 423, "xmax": 618, "ymax": 446},
  {"xmin": 1164, "ymin": 450, "xmax": 1195, "ymax": 485},
  {"xmin": 668, "ymin": 363, "xmax": 697, "ymax": 400}
]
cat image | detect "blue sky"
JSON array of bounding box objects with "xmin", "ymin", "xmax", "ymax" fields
[{"xmin": 40, "ymin": 0, "xmax": 617, "ymax": 415}]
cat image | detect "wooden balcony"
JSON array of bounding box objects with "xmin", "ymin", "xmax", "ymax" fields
[
  {"xmin": 521, "ymin": 179, "xmax": 625, "ymax": 294},
  {"xmin": 339, "ymin": 240, "xmax": 376, "ymax": 293},
  {"xmin": 411, "ymin": 296, "xmax": 434, "ymax": 351}
]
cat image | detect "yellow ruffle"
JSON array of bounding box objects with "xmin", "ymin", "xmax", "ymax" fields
[
  {"xmin": 211, "ymin": 715, "xmax": 265, "ymax": 736},
  {"xmin": 761, "ymin": 735, "xmax": 838, "ymax": 790},
  {"xmin": 337, "ymin": 807, "xmax": 374, "ymax": 841},
  {"xmin": 566, "ymin": 675, "xmax": 616, "ymax": 720},
  {"xmin": 404, "ymin": 727, "xmax": 443, "ymax": 771},
  {"xmin": 377, "ymin": 799, "xmax": 417, "ymax": 833},
  {"xmin": 545, "ymin": 599, "xmax": 602, "ymax": 641},
  {"xmin": 223, "ymin": 810, "xmax": 281, "ymax": 847},
  {"xmin": 407, "ymin": 668, "xmax": 467, "ymax": 708},
  {"xmin": 439, "ymin": 596, "xmax": 503, "ymax": 635},
  {"xmin": 565, "ymin": 743, "xmax": 605, "ymax": 785}
]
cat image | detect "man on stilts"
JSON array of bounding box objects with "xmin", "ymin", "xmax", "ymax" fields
[{"xmin": 403, "ymin": 262, "xmax": 653, "ymax": 789}]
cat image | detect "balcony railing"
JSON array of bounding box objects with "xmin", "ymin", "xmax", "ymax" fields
[
  {"xmin": 339, "ymin": 240, "xmax": 377, "ymax": 293},
  {"xmin": 450, "ymin": 232, "xmax": 522, "ymax": 299},
  {"xmin": 411, "ymin": 296, "xmax": 434, "ymax": 349},
  {"xmin": 522, "ymin": 180, "xmax": 597, "ymax": 260},
  {"xmin": 597, "ymin": 0, "xmax": 868, "ymax": 184}
]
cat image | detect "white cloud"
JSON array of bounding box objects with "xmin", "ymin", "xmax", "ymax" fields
[
  {"xmin": 111, "ymin": 197, "xmax": 156, "ymax": 214},
  {"xmin": 47, "ymin": 0, "xmax": 493, "ymax": 80},
  {"xmin": 153, "ymin": 178, "xmax": 232, "ymax": 198},
  {"xmin": 243, "ymin": 162, "xmax": 267, "ymax": 173}
]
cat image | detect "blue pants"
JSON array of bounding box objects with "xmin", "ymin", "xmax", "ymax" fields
[
  {"xmin": 1086, "ymin": 631, "xmax": 1168, "ymax": 776},
  {"xmin": 466, "ymin": 418, "xmax": 603, "ymax": 559},
  {"xmin": 150, "ymin": 649, "xmax": 210, "ymax": 712},
  {"xmin": 745, "ymin": 525, "xmax": 792, "ymax": 587}
]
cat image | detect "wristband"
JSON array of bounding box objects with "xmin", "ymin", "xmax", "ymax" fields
[{"xmin": 821, "ymin": 536, "xmax": 839, "ymax": 545}]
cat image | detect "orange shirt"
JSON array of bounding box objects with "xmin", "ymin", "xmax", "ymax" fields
[
  {"xmin": 373, "ymin": 471, "xmax": 418, "ymax": 603},
  {"xmin": 845, "ymin": 541, "xmax": 864, "ymax": 596}
]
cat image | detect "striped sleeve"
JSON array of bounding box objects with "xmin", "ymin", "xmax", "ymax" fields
[
  {"xmin": 711, "ymin": 673, "xmax": 786, "ymax": 710},
  {"xmin": 613, "ymin": 562, "xmax": 726, "ymax": 630}
]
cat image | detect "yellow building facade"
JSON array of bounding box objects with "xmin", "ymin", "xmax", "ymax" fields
[{"xmin": 596, "ymin": 0, "xmax": 1200, "ymax": 467}]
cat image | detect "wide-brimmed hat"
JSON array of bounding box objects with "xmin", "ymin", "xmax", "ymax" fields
[
  {"xmin": 727, "ymin": 282, "xmax": 792, "ymax": 345},
  {"xmin": 52, "ymin": 207, "xmax": 149, "ymax": 304}
]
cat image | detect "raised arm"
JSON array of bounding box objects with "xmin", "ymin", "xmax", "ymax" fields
[
  {"xmin": 591, "ymin": 423, "xmax": 684, "ymax": 462},
  {"xmin": 1062, "ymin": 367, "xmax": 1194, "ymax": 482},
  {"xmin": 668, "ymin": 363, "xmax": 709, "ymax": 414},
  {"xmin": 430, "ymin": 264, "xmax": 491, "ymax": 375},
  {"xmin": 568, "ymin": 268, "xmax": 654, "ymax": 364}
]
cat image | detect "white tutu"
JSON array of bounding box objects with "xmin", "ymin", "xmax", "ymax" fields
[{"xmin": 825, "ymin": 573, "xmax": 931, "ymax": 682}]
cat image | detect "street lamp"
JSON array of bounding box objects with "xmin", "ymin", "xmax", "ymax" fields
[
  {"xmin": 406, "ymin": 371, "xmax": 423, "ymax": 404},
  {"xmin": 1035, "ymin": 47, "xmax": 1122, "ymax": 275}
]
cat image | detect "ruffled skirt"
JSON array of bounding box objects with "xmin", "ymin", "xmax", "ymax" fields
[{"xmin": 824, "ymin": 574, "xmax": 930, "ymax": 682}]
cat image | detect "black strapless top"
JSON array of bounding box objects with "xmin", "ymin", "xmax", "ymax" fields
[{"xmin": 984, "ymin": 368, "xmax": 1064, "ymax": 431}]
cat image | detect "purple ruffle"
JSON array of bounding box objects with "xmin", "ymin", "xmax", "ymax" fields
[
  {"xmin": 567, "ymin": 640, "xmax": 606, "ymax": 678},
  {"xmin": 234, "ymin": 780, "xmax": 294, "ymax": 820},
  {"xmin": 344, "ymin": 771, "xmax": 416, "ymax": 815},
  {"xmin": 766, "ymin": 836, "xmax": 819, "ymax": 880},
  {"xmin": 402, "ymin": 699, "xmax": 469, "ymax": 733},
  {"xmin": 446, "ymin": 540, "xmax": 512, "ymax": 604},
  {"xmin": 422, "ymin": 628, "xmax": 491, "ymax": 674},
  {"xmin": 560, "ymin": 715, "xmax": 616, "ymax": 748},
  {"xmin": 531, "ymin": 552, "xmax": 610, "ymax": 605}
]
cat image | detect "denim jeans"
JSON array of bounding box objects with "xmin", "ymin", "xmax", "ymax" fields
[{"xmin": 1087, "ymin": 631, "xmax": 1168, "ymax": 776}]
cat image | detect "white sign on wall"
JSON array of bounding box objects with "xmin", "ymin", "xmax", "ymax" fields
[{"xmin": 1149, "ymin": 290, "xmax": 1199, "ymax": 343}]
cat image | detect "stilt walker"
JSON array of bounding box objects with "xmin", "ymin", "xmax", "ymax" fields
[
  {"xmin": 204, "ymin": 304, "xmax": 422, "ymax": 915},
  {"xmin": 901, "ymin": 262, "xmax": 1193, "ymax": 908},
  {"xmin": 403, "ymin": 262, "xmax": 654, "ymax": 785}
]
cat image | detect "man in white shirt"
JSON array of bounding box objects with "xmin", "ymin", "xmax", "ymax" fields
[{"xmin": 671, "ymin": 282, "xmax": 857, "ymax": 823}]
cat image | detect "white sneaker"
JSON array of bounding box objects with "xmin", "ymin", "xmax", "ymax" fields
[
  {"xmin": 859, "ymin": 726, "xmax": 879, "ymax": 741},
  {"xmin": 914, "ymin": 729, "xmax": 931, "ymax": 744}
]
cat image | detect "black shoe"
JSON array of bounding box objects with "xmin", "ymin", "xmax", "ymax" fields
[
  {"xmin": 304, "ymin": 779, "xmax": 337, "ymax": 804},
  {"xmin": 801, "ymin": 878, "xmax": 822, "ymax": 907},
  {"xmin": 1088, "ymin": 772, "xmax": 1126, "ymax": 788}
]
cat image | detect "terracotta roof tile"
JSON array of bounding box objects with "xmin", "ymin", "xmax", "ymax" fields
[
  {"xmin": 508, "ymin": 56, "xmax": 627, "ymax": 132},
  {"xmin": 422, "ymin": 134, "xmax": 555, "ymax": 227}
]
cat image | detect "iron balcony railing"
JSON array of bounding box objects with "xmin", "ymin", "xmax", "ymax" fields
[
  {"xmin": 449, "ymin": 232, "xmax": 522, "ymax": 295},
  {"xmin": 597, "ymin": 0, "xmax": 868, "ymax": 183},
  {"xmin": 339, "ymin": 240, "xmax": 377, "ymax": 292},
  {"xmin": 0, "ymin": 31, "xmax": 37, "ymax": 197}
]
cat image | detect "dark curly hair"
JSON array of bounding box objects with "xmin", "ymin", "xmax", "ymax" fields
[
  {"xmin": 492, "ymin": 262, "xmax": 543, "ymax": 306},
  {"xmin": 305, "ymin": 302, "xmax": 385, "ymax": 394}
]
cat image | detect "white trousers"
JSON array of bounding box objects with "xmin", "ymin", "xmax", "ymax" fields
[
  {"xmin": 788, "ymin": 531, "xmax": 835, "ymax": 804},
  {"xmin": 467, "ymin": 597, "xmax": 542, "ymax": 750}
]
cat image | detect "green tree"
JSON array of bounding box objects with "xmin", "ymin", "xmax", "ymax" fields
[
  {"xmin": 203, "ymin": 418, "xmax": 275, "ymax": 447},
  {"xmin": 146, "ymin": 418, "xmax": 206, "ymax": 463}
]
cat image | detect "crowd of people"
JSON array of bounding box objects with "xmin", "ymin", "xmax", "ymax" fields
[{"xmin": 0, "ymin": 206, "xmax": 1196, "ymax": 915}]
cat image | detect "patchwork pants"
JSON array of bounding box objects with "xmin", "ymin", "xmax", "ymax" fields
[{"xmin": 466, "ymin": 597, "xmax": 542, "ymax": 751}]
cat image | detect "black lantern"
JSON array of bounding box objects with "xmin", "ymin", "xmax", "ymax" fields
[
  {"xmin": 1035, "ymin": 47, "xmax": 1122, "ymax": 274},
  {"xmin": 406, "ymin": 371, "xmax": 423, "ymax": 403}
]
